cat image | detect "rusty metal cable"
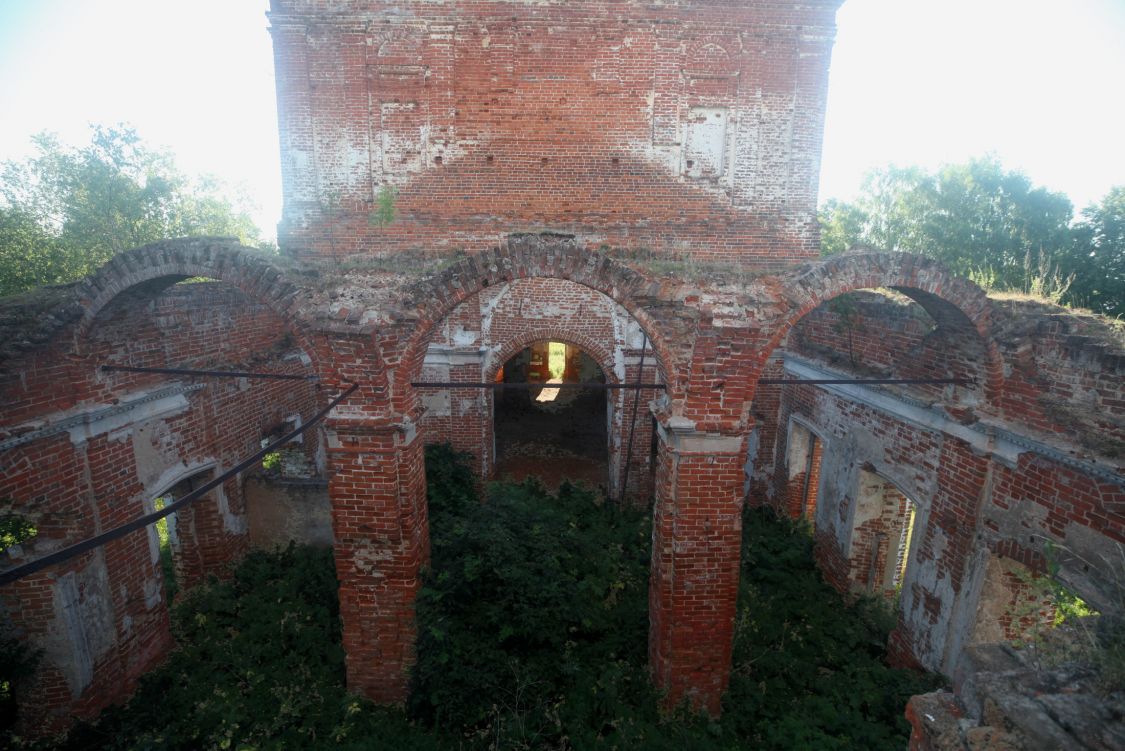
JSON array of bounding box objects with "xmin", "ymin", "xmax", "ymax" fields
[{"xmin": 0, "ymin": 383, "xmax": 358, "ymax": 587}]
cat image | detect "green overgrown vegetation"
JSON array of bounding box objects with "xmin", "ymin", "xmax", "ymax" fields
[
  {"xmin": 0, "ymin": 513, "xmax": 37, "ymax": 553},
  {"xmin": 368, "ymin": 184, "xmax": 397, "ymax": 228},
  {"xmin": 151, "ymin": 497, "xmax": 178, "ymax": 604},
  {"xmin": 820, "ymin": 158, "xmax": 1125, "ymax": 316},
  {"xmin": 0, "ymin": 125, "xmax": 272, "ymax": 297},
  {"xmin": 1, "ymin": 509, "xmax": 41, "ymax": 743},
  {"xmin": 45, "ymin": 544, "xmax": 434, "ymax": 751},
  {"xmin": 21, "ymin": 446, "xmax": 938, "ymax": 749},
  {"xmin": 261, "ymin": 450, "xmax": 282, "ymax": 472},
  {"xmin": 1010, "ymin": 541, "xmax": 1125, "ymax": 694},
  {"xmin": 0, "ymin": 626, "xmax": 38, "ymax": 745}
]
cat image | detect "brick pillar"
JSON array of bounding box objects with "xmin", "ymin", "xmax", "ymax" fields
[
  {"xmin": 648, "ymin": 417, "xmax": 747, "ymax": 716},
  {"xmin": 449, "ymin": 359, "xmax": 491, "ymax": 476},
  {"xmin": 326, "ymin": 417, "xmax": 429, "ymax": 704}
]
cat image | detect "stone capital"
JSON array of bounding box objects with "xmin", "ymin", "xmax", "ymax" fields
[{"xmin": 656, "ymin": 415, "xmax": 745, "ymax": 455}]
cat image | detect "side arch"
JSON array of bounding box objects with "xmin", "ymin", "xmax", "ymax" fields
[
  {"xmin": 73, "ymin": 236, "xmax": 317, "ymax": 363},
  {"xmin": 754, "ymin": 251, "xmax": 1001, "ymax": 400}
]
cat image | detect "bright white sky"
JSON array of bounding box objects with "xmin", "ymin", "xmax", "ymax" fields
[{"xmin": 1, "ymin": 0, "xmax": 1123, "ymax": 241}]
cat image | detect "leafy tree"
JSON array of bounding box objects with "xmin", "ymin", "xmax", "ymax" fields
[
  {"xmin": 0, "ymin": 207, "xmax": 77, "ymax": 296},
  {"xmin": 819, "ymin": 198, "xmax": 870, "ymax": 257},
  {"xmin": 820, "ymin": 158, "xmax": 1076, "ymax": 292},
  {"xmin": 0, "ymin": 125, "xmax": 270, "ymax": 297},
  {"xmin": 1067, "ymin": 186, "xmax": 1125, "ymax": 316}
]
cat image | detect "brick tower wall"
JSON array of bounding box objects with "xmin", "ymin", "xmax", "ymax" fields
[{"xmin": 268, "ymin": 0, "xmax": 843, "ymax": 267}]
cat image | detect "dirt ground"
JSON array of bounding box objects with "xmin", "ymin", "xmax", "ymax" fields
[{"xmin": 493, "ymin": 387, "xmax": 609, "ymax": 494}]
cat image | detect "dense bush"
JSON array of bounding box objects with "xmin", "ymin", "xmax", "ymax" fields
[
  {"xmin": 29, "ymin": 444, "xmax": 938, "ymax": 749},
  {"xmin": 723, "ymin": 511, "xmax": 943, "ymax": 748},
  {"xmin": 414, "ymin": 444, "xmax": 939, "ymax": 749},
  {"xmin": 411, "ymin": 445, "xmax": 682, "ymax": 748},
  {"xmin": 51, "ymin": 545, "xmax": 438, "ymax": 751}
]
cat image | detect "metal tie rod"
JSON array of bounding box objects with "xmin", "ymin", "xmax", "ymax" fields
[
  {"xmin": 412, "ymin": 378, "xmax": 969, "ymax": 389},
  {"xmin": 758, "ymin": 377, "xmax": 971, "ymax": 385},
  {"xmin": 0, "ymin": 383, "xmax": 358, "ymax": 587},
  {"xmin": 411, "ymin": 381, "xmax": 666, "ymax": 390},
  {"xmin": 101, "ymin": 365, "xmax": 318, "ymax": 382}
]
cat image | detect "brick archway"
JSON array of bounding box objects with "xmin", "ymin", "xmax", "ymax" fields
[
  {"xmin": 395, "ymin": 234, "xmax": 679, "ymax": 402},
  {"xmin": 73, "ymin": 237, "xmax": 319, "ymax": 367},
  {"xmin": 484, "ymin": 329, "xmax": 622, "ymax": 386},
  {"xmin": 485, "ymin": 329, "xmax": 641, "ymax": 491},
  {"xmin": 755, "ymin": 251, "xmax": 1001, "ymax": 400},
  {"xmin": 331, "ymin": 235, "xmax": 687, "ymax": 708},
  {"xmin": 418, "ymin": 281, "xmax": 660, "ymax": 494}
]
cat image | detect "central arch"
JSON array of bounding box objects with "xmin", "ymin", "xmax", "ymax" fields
[
  {"xmin": 414, "ymin": 269, "xmax": 664, "ymax": 499},
  {"xmin": 490, "ymin": 338, "xmax": 613, "ymax": 490},
  {"xmin": 328, "ymin": 235, "xmax": 684, "ymax": 708},
  {"xmin": 393, "ymin": 234, "xmax": 681, "ymax": 411}
]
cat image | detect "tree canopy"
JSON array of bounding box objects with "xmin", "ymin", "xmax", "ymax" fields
[
  {"xmin": 1067, "ymin": 186, "xmax": 1125, "ymax": 316},
  {"xmin": 0, "ymin": 125, "xmax": 270, "ymax": 297},
  {"xmin": 820, "ymin": 157, "xmax": 1122, "ymax": 315}
]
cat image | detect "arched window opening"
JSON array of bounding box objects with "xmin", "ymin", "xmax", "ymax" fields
[
  {"xmin": 148, "ymin": 470, "xmax": 212, "ymax": 604},
  {"xmin": 258, "ymin": 416, "xmax": 316, "ymax": 478},
  {"xmin": 785, "ymin": 422, "xmax": 824, "ymax": 525},
  {"xmin": 851, "ymin": 468, "xmax": 918, "ymax": 603},
  {"xmin": 493, "ymin": 341, "xmax": 609, "ymax": 491}
]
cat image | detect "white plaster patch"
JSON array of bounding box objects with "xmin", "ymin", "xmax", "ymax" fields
[
  {"xmin": 353, "ymin": 544, "xmax": 393, "ymax": 576},
  {"xmin": 46, "ymin": 563, "xmax": 115, "ymax": 698},
  {"xmin": 214, "ymin": 482, "xmax": 247, "ymax": 535},
  {"xmin": 452, "ymin": 326, "xmax": 478, "ymax": 346},
  {"xmin": 683, "ymin": 106, "xmax": 729, "ymax": 179},
  {"xmin": 143, "ymin": 460, "xmax": 218, "ymax": 503},
  {"xmin": 143, "ymin": 577, "xmax": 162, "ymax": 610},
  {"xmin": 60, "ymin": 388, "xmax": 193, "ymax": 448},
  {"xmin": 422, "ymin": 390, "xmax": 451, "ymax": 417}
]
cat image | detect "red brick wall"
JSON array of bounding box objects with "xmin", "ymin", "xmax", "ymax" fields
[
  {"xmin": 326, "ymin": 421, "xmax": 428, "ymax": 703},
  {"xmin": 991, "ymin": 305, "xmax": 1125, "ymax": 452},
  {"xmin": 782, "ymin": 429, "xmax": 822, "ymax": 521},
  {"xmin": 764, "ymin": 292, "xmax": 1125, "ymax": 673},
  {"xmin": 848, "ymin": 472, "xmax": 913, "ymax": 599},
  {"xmin": 0, "ymin": 282, "xmax": 319, "ymax": 732},
  {"xmin": 746, "ymin": 355, "xmax": 785, "ymax": 506},
  {"xmin": 993, "ymin": 568, "xmax": 1058, "ymax": 643},
  {"xmin": 789, "ymin": 291, "xmax": 989, "ymax": 407},
  {"xmin": 268, "ymin": 0, "xmax": 843, "ymax": 267},
  {"xmin": 787, "ymin": 291, "xmax": 1125, "ymax": 459}
]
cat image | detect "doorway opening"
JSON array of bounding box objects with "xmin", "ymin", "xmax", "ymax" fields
[
  {"xmin": 493, "ymin": 341, "xmax": 609, "ymax": 491},
  {"xmin": 148, "ymin": 470, "xmax": 211, "ymax": 603},
  {"xmin": 852, "ymin": 468, "xmax": 918, "ymax": 603},
  {"xmin": 786, "ymin": 422, "xmax": 824, "ymax": 525}
]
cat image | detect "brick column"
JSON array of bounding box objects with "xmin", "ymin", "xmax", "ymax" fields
[
  {"xmin": 326, "ymin": 416, "xmax": 429, "ymax": 704},
  {"xmin": 648, "ymin": 417, "xmax": 747, "ymax": 716}
]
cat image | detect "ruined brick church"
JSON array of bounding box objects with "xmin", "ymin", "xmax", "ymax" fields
[{"xmin": 2, "ymin": 0, "xmax": 1122, "ymax": 739}]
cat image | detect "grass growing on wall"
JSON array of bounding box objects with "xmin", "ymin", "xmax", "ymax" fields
[{"xmin": 30, "ymin": 445, "xmax": 938, "ymax": 750}]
